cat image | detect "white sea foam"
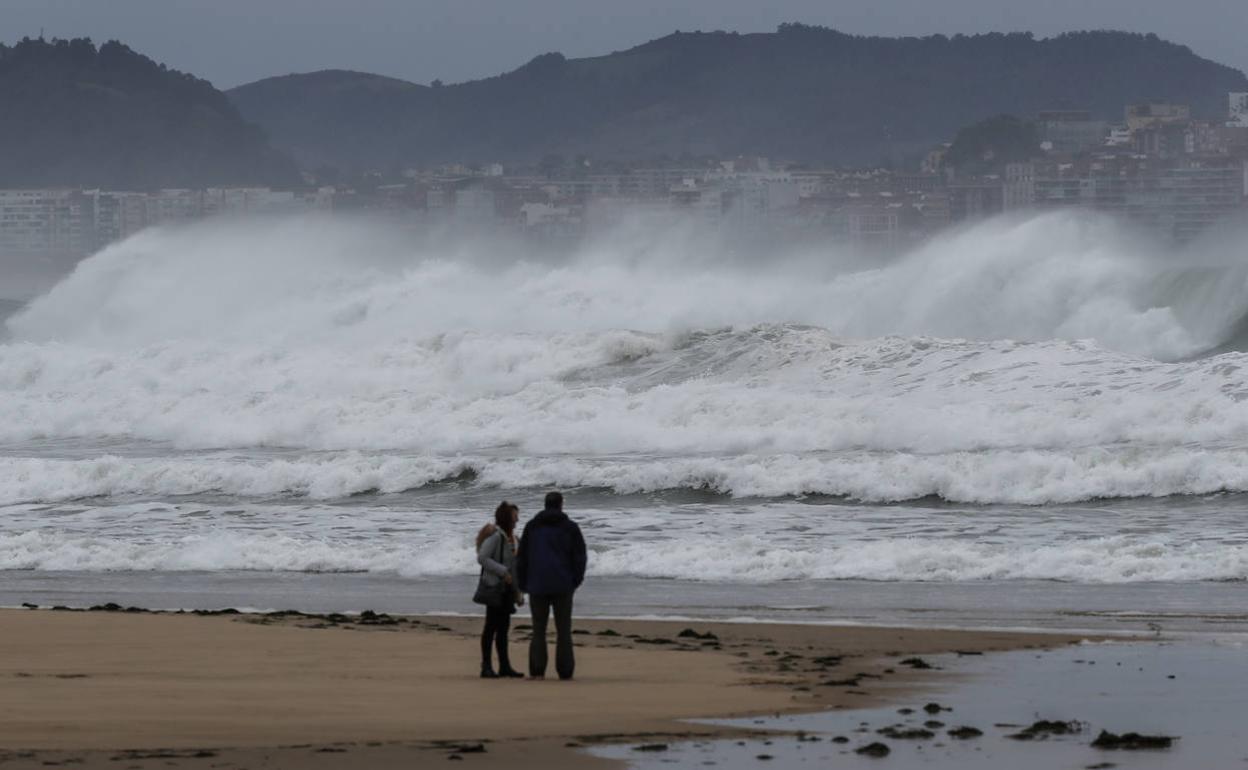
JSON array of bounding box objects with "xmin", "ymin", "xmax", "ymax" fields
[
  {"xmin": 0, "ymin": 529, "xmax": 465, "ymax": 575},
  {"xmin": 2, "ymin": 209, "xmax": 1248, "ymax": 506},
  {"xmin": 2, "ymin": 211, "xmax": 1248, "ymax": 590},
  {"xmin": 9, "ymin": 211, "xmax": 1248, "ymax": 355},
  {"xmin": 5, "ymin": 322, "xmax": 1248, "ymax": 503},
  {"xmin": 0, "ymin": 528, "xmax": 1241, "ymax": 583},
  {"xmin": 6, "ymin": 444, "xmax": 1248, "ymax": 505},
  {"xmin": 588, "ymin": 536, "xmax": 1248, "ymax": 583},
  {"xmin": 0, "ymin": 455, "xmax": 471, "ymax": 503}
]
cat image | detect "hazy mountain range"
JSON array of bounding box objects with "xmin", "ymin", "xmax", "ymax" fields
[
  {"xmin": 3, "ymin": 26, "xmax": 1246, "ymax": 188},
  {"xmin": 0, "ymin": 37, "xmax": 297, "ymax": 189},
  {"xmin": 229, "ymin": 25, "xmax": 1248, "ymax": 172}
]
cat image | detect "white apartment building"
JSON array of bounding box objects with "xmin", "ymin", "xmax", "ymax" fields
[
  {"xmin": 0, "ymin": 189, "xmax": 96, "ymax": 255},
  {"xmin": 1230, "ymin": 93, "xmax": 1248, "ymax": 129}
]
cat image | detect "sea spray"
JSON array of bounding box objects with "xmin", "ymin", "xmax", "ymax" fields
[{"xmin": 8, "ymin": 210, "xmax": 1246, "ymax": 357}]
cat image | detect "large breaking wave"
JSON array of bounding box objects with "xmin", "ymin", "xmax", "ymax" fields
[
  {"xmin": 4, "ymin": 211, "xmax": 1248, "ymax": 506},
  {"xmin": 11, "ymin": 210, "xmax": 1248, "ymax": 356}
]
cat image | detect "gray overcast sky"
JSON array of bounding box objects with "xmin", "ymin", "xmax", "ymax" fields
[{"xmin": 3, "ymin": 0, "xmax": 1246, "ymax": 90}]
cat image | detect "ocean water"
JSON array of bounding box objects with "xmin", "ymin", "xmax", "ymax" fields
[{"xmin": 2, "ymin": 212, "xmax": 1247, "ymax": 630}]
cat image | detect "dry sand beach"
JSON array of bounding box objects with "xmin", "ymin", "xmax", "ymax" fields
[{"xmin": 0, "ymin": 607, "xmax": 1092, "ymax": 769}]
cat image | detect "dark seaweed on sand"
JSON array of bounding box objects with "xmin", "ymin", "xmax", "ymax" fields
[
  {"xmin": 855, "ymin": 742, "xmax": 891, "ymax": 757},
  {"xmin": 1007, "ymin": 720, "xmax": 1083, "ymax": 740},
  {"xmin": 1091, "ymin": 731, "xmax": 1175, "ymax": 750},
  {"xmin": 877, "ymin": 725, "xmax": 935, "ymax": 740},
  {"xmin": 677, "ymin": 628, "xmax": 719, "ymax": 641}
]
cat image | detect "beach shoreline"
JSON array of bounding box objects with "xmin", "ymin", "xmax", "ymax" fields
[{"xmin": 0, "ymin": 606, "xmax": 1102, "ymax": 768}]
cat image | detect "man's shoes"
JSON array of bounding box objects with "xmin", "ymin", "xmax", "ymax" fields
[
  {"xmin": 480, "ymin": 664, "xmax": 499, "ymax": 679},
  {"xmin": 498, "ymin": 667, "xmax": 525, "ymax": 678}
]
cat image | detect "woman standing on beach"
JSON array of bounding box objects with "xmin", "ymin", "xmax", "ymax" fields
[{"xmin": 475, "ymin": 501, "xmax": 525, "ymax": 678}]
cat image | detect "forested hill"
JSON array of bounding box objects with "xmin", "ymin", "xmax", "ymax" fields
[
  {"xmin": 0, "ymin": 37, "xmax": 297, "ymax": 189},
  {"xmin": 229, "ymin": 25, "xmax": 1248, "ymax": 171}
]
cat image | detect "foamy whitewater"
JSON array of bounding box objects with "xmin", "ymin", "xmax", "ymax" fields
[{"xmin": 2, "ymin": 211, "xmax": 1248, "ymax": 611}]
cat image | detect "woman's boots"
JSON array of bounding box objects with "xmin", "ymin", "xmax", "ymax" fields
[{"xmin": 496, "ymin": 648, "xmax": 524, "ymax": 678}]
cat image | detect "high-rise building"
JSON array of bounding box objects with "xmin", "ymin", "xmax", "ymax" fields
[
  {"xmin": 1035, "ymin": 111, "xmax": 1108, "ymax": 154},
  {"xmin": 0, "ymin": 189, "xmax": 99, "ymax": 256},
  {"xmin": 1230, "ymin": 93, "xmax": 1248, "ymax": 129},
  {"xmin": 1033, "ymin": 157, "xmax": 1247, "ymax": 242},
  {"xmin": 1125, "ymin": 103, "xmax": 1191, "ymax": 132}
]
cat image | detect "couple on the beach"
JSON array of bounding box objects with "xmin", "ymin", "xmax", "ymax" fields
[{"xmin": 474, "ymin": 491, "xmax": 587, "ymax": 680}]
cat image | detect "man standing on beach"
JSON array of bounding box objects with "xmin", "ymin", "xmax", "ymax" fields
[{"xmin": 515, "ymin": 491, "xmax": 587, "ymax": 680}]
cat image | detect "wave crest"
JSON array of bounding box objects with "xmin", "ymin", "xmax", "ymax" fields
[
  {"xmin": 0, "ymin": 529, "xmax": 1241, "ymax": 583},
  {"xmin": 6, "ymin": 443, "xmax": 1248, "ymax": 506}
]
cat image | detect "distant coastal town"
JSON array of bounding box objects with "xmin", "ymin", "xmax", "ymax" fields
[{"xmin": 4, "ymin": 93, "xmax": 1247, "ymax": 259}]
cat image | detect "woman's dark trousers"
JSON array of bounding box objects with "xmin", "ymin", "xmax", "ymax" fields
[
  {"xmin": 529, "ymin": 593, "xmax": 574, "ymax": 679},
  {"xmin": 481, "ymin": 605, "xmax": 513, "ymax": 670}
]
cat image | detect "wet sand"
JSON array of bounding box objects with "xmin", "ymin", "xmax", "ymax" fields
[
  {"xmin": 0, "ymin": 607, "xmax": 1094, "ymax": 768},
  {"xmin": 608, "ymin": 639, "xmax": 1246, "ymax": 768}
]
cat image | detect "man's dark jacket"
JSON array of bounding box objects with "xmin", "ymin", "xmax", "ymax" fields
[{"xmin": 516, "ymin": 508, "xmax": 587, "ymax": 596}]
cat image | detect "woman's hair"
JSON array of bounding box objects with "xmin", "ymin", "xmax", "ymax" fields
[
  {"xmin": 494, "ymin": 501, "xmax": 519, "ymax": 534},
  {"xmin": 475, "ymin": 522, "xmax": 494, "ymax": 549},
  {"xmin": 477, "ymin": 501, "xmax": 518, "ymax": 547}
]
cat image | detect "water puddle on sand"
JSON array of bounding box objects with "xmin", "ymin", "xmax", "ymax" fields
[{"xmin": 594, "ymin": 639, "xmax": 1248, "ymax": 769}]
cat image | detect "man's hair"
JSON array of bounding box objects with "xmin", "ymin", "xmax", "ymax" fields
[{"xmin": 544, "ymin": 491, "xmax": 564, "ymax": 511}]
